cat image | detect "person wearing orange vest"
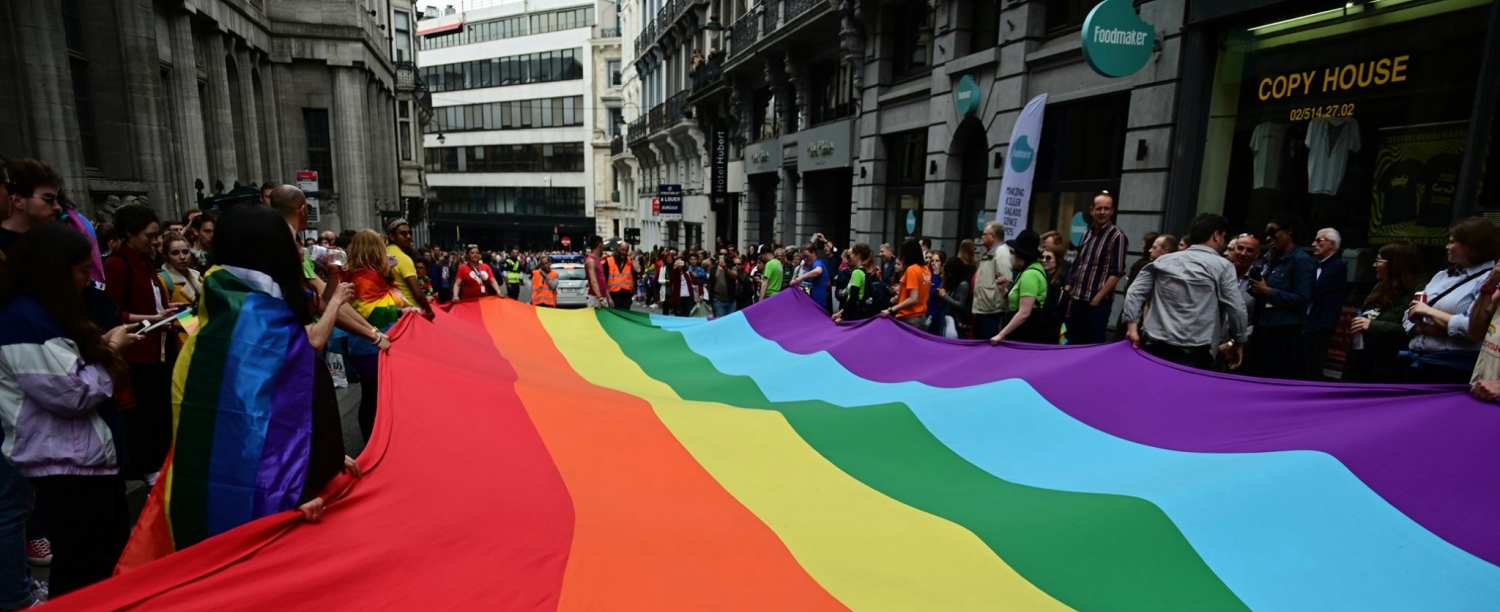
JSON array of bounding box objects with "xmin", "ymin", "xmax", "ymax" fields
[
  {"xmin": 530, "ymin": 256, "xmax": 559, "ymax": 307},
  {"xmin": 606, "ymin": 239, "xmax": 635, "ymax": 310}
]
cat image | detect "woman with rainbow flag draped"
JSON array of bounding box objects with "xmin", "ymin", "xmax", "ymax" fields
[
  {"xmin": 332, "ymin": 229, "xmax": 414, "ymax": 441},
  {"xmin": 116, "ymin": 206, "xmax": 356, "ymax": 571}
]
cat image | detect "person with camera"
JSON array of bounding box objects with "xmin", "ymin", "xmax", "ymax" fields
[
  {"xmin": 1243, "ymin": 213, "xmax": 1316, "ymax": 380},
  {"xmin": 787, "ymin": 241, "xmax": 831, "ymax": 313},
  {"xmin": 708, "ymin": 252, "xmax": 740, "ymax": 317}
]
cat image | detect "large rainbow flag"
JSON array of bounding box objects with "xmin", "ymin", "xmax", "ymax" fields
[{"xmin": 55, "ymin": 292, "xmax": 1500, "ymax": 610}]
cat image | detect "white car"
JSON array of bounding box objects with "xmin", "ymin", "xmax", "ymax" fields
[{"xmin": 552, "ymin": 263, "xmax": 590, "ymax": 308}]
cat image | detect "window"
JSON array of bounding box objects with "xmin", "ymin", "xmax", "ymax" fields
[
  {"xmin": 394, "ymin": 11, "xmax": 413, "ymax": 61},
  {"xmin": 754, "ymin": 89, "xmax": 779, "ymax": 140},
  {"xmin": 890, "ymin": 0, "xmax": 933, "ymax": 79},
  {"xmin": 423, "ymin": 48, "xmax": 585, "ymax": 93},
  {"xmin": 810, "ymin": 58, "xmax": 855, "ymax": 125},
  {"xmin": 608, "ymin": 107, "xmax": 624, "ymax": 136},
  {"xmin": 1045, "ymin": 0, "xmax": 1101, "ymax": 32},
  {"xmin": 431, "ymin": 186, "xmax": 587, "ymax": 217},
  {"xmin": 61, "ymin": 0, "xmax": 98, "ymax": 168},
  {"xmin": 304, "ymin": 109, "xmax": 334, "ymax": 191},
  {"xmin": 968, "ymin": 0, "xmax": 1000, "ymax": 53},
  {"xmin": 426, "ymin": 143, "xmax": 586, "ymax": 173},
  {"xmin": 608, "ymin": 60, "xmax": 622, "ymax": 86}
]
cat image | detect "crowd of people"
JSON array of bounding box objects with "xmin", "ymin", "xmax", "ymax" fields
[{"xmin": 1, "ymin": 152, "xmax": 1498, "ymax": 609}]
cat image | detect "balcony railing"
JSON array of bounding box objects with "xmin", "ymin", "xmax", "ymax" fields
[
  {"xmin": 395, "ymin": 60, "xmax": 419, "ymax": 91},
  {"xmin": 725, "ymin": 0, "xmax": 825, "ymax": 59},
  {"xmin": 634, "ymin": 0, "xmax": 709, "ymax": 58},
  {"xmin": 611, "ymin": 135, "xmax": 625, "ymax": 156},
  {"xmin": 596, "ymin": 27, "xmax": 621, "ymax": 38}
]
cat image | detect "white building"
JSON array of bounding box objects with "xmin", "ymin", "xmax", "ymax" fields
[
  {"xmin": 417, "ymin": 0, "xmax": 609, "ymax": 250},
  {"xmin": 589, "ymin": 12, "xmax": 626, "ymax": 242}
]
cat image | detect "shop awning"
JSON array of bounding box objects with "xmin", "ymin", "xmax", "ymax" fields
[{"xmin": 417, "ymin": 19, "xmax": 463, "ymax": 37}]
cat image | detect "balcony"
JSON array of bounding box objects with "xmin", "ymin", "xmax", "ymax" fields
[
  {"xmin": 596, "ymin": 27, "xmax": 621, "ymax": 38},
  {"xmin": 395, "ymin": 60, "xmax": 419, "ymax": 91},
  {"xmin": 725, "ymin": 0, "xmax": 827, "ymax": 64},
  {"xmin": 626, "ymin": 90, "xmax": 693, "ymax": 146},
  {"xmin": 610, "ymin": 135, "xmax": 625, "ymax": 156},
  {"xmin": 633, "ymin": 0, "xmax": 707, "ymax": 58}
]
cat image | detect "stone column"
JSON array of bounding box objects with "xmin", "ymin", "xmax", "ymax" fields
[
  {"xmin": 113, "ymin": 0, "xmax": 173, "ymax": 217},
  {"xmin": 167, "ymin": 11, "xmax": 209, "ymax": 201},
  {"xmin": 260, "ymin": 61, "xmax": 285, "ymax": 182},
  {"xmin": 333, "ymin": 67, "xmax": 372, "ymax": 231},
  {"xmin": 12, "ymin": 0, "xmax": 86, "ymax": 193},
  {"xmin": 202, "ymin": 34, "xmax": 238, "ymax": 188},
  {"xmin": 236, "ymin": 47, "xmax": 263, "ymax": 184}
]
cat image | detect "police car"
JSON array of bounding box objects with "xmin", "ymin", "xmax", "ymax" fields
[{"xmin": 548, "ymin": 254, "xmax": 590, "ymax": 308}]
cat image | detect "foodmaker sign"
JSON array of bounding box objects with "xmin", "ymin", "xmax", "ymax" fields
[{"xmin": 1081, "ymin": 0, "xmax": 1155, "ymax": 79}]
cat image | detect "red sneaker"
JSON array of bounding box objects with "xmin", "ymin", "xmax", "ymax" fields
[{"xmin": 25, "ymin": 538, "xmax": 51, "ymax": 566}]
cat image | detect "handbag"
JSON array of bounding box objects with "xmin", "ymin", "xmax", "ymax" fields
[{"xmin": 690, "ymin": 300, "xmax": 713, "ymax": 318}]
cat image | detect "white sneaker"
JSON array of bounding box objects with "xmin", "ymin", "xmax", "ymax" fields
[{"xmin": 31, "ymin": 579, "xmax": 47, "ymax": 602}]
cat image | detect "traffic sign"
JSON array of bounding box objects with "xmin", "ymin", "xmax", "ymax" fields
[{"xmin": 561, "ymin": 236, "xmax": 572, "ymax": 248}]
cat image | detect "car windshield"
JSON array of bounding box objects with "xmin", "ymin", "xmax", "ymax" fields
[{"xmin": 555, "ymin": 267, "xmax": 587, "ymax": 281}]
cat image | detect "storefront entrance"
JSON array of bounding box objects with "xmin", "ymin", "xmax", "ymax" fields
[{"xmin": 1195, "ymin": 0, "xmax": 1496, "ymax": 251}]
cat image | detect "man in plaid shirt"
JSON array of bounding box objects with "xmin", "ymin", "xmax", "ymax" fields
[{"xmin": 1065, "ymin": 192, "xmax": 1127, "ymax": 344}]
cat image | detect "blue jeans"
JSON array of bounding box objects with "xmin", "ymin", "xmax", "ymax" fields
[
  {"xmin": 712, "ymin": 299, "xmax": 736, "ymax": 318},
  {"xmin": 1066, "ymin": 298, "xmax": 1114, "ymax": 345},
  {"xmin": 0, "ymin": 460, "xmax": 34, "ymax": 610}
]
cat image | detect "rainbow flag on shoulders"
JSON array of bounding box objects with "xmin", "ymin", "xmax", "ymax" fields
[{"xmin": 116, "ymin": 265, "xmax": 315, "ymax": 571}]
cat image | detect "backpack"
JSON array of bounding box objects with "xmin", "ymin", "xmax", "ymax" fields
[{"xmin": 844, "ymin": 271, "xmax": 890, "ymax": 321}]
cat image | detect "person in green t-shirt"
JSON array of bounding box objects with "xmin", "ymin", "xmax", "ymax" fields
[
  {"xmin": 759, "ymin": 247, "xmax": 783, "ymax": 300},
  {"xmin": 833, "ymin": 243, "xmax": 880, "ymax": 323},
  {"xmin": 992, "ymin": 229, "xmax": 1051, "ymax": 345}
]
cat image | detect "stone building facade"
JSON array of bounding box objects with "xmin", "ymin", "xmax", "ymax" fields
[
  {"xmin": 0, "ymin": 0, "xmax": 414, "ymax": 232},
  {"xmin": 618, "ymin": 0, "xmax": 1500, "ymax": 272}
]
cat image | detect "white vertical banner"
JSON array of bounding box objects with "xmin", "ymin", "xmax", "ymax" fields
[{"xmin": 997, "ymin": 94, "xmax": 1048, "ymax": 240}]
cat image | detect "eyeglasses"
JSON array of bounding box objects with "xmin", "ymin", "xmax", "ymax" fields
[
  {"xmin": 1375, "ymin": 258, "xmax": 1388, "ymax": 265},
  {"xmin": 1312, "ymin": 237, "xmax": 1331, "ymax": 243},
  {"xmin": 27, "ymin": 192, "xmax": 58, "ymax": 204}
]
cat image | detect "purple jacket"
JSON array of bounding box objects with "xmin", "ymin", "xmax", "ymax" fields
[{"xmin": 0, "ymin": 296, "xmax": 118, "ymax": 478}]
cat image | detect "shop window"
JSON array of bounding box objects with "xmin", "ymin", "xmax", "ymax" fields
[
  {"xmin": 885, "ymin": 130, "xmax": 928, "ymax": 243},
  {"xmin": 889, "ymin": 0, "xmax": 933, "ymax": 80},
  {"xmin": 1196, "ymin": 0, "xmax": 1490, "ymax": 250},
  {"xmin": 1029, "ymin": 94, "xmax": 1128, "ymax": 235},
  {"xmin": 1045, "ymin": 0, "xmax": 1101, "ymax": 33}
]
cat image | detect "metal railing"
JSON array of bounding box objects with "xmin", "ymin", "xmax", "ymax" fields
[
  {"xmin": 729, "ymin": 10, "xmax": 757, "ymax": 56},
  {"xmin": 611, "ymin": 135, "xmax": 625, "ymax": 156},
  {"xmin": 691, "ymin": 59, "xmax": 723, "ymax": 91},
  {"xmin": 395, "ymin": 60, "xmax": 419, "ymax": 90},
  {"xmin": 596, "ymin": 27, "xmax": 621, "ymax": 38},
  {"xmin": 785, "ymin": 0, "xmax": 819, "ymax": 22},
  {"xmin": 723, "ymin": 0, "xmax": 826, "ymax": 60},
  {"xmin": 762, "ymin": 1, "xmax": 781, "ymax": 37}
]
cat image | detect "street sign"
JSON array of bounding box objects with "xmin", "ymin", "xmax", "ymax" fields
[
  {"xmin": 657, "ymin": 184, "xmax": 683, "ymax": 217},
  {"xmin": 905, "ymin": 210, "xmax": 917, "ymax": 235},
  {"xmin": 561, "ymin": 236, "xmax": 572, "ymax": 248},
  {"xmin": 296, "ymin": 170, "xmax": 318, "ymax": 194}
]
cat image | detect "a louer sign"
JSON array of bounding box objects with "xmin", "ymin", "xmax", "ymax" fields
[{"xmin": 1081, "ymin": 0, "xmax": 1155, "ymax": 78}]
